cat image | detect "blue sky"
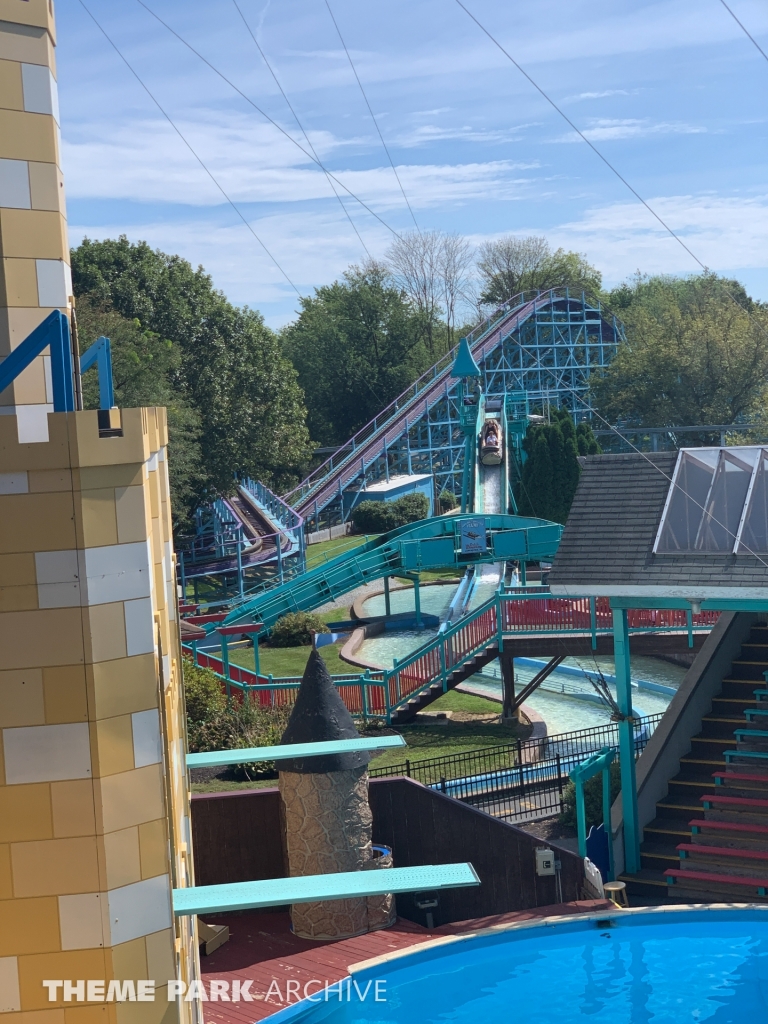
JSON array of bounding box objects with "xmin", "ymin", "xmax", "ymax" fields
[{"xmin": 57, "ymin": 0, "xmax": 768, "ymax": 327}]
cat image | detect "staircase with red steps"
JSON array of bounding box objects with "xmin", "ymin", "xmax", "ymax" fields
[{"xmin": 621, "ymin": 622, "xmax": 768, "ymax": 903}]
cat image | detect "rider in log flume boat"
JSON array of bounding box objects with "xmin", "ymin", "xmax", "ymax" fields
[{"xmin": 480, "ymin": 418, "xmax": 503, "ymax": 465}]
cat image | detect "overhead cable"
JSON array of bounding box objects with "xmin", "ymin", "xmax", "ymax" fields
[
  {"xmin": 231, "ymin": 0, "xmax": 372, "ymax": 257},
  {"xmin": 323, "ymin": 0, "xmax": 420, "ymax": 232},
  {"xmin": 77, "ymin": 0, "xmax": 301, "ymax": 295},
  {"xmin": 717, "ymin": 0, "xmax": 768, "ymax": 63},
  {"xmin": 136, "ymin": 0, "xmax": 401, "ymax": 238},
  {"xmin": 453, "ymin": 0, "xmax": 768, "ymax": 337}
]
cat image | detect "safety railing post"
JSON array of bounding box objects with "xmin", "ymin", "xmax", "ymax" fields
[
  {"xmin": 220, "ymin": 635, "xmax": 231, "ymax": 698},
  {"xmin": 384, "ymin": 669, "xmax": 392, "ymax": 724},
  {"xmin": 361, "ymin": 673, "xmax": 369, "ymax": 721}
]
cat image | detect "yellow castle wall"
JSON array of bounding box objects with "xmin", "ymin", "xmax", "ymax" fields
[
  {"xmin": 0, "ymin": 407, "xmax": 201, "ymax": 1024},
  {"xmin": 0, "ymin": 0, "xmax": 71, "ymax": 443}
]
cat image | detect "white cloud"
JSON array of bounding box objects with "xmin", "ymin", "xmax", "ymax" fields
[
  {"xmin": 563, "ymin": 90, "xmax": 632, "ymax": 102},
  {"xmin": 61, "ymin": 114, "xmax": 542, "ymax": 211},
  {"xmin": 548, "ymin": 193, "xmax": 768, "ymax": 282},
  {"xmin": 553, "ymin": 118, "xmax": 708, "ymax": 143}
]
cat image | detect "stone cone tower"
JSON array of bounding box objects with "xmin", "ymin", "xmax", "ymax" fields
[{"xmin": 278, "ymin": 649, "xmax": 395, "ymax": 940}]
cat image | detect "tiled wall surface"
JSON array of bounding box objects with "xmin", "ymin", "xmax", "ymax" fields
[
  {"xmin": 0, "ymin": 0, "xmax": 71, "ymax": 442},
  {"xmin": 0, "ymin": 408, "xmax": 201, "ymax": 1024}
]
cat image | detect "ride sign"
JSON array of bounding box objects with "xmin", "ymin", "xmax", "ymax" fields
[{"xmin": 460, "ymin": 518, "xmax": 487, "ymax": 554}]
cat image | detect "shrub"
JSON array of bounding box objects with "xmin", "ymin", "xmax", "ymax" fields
[
  {"xmin": 269, "ymin": 611, "xmax": 330, "ymax": 647},
  {"xmin": 351, "ymin": 492, "xmax": 430, "ymax": 533},
  {"xmin": 393, "ymin": 492, "xmax": 430, "ymax": 523},
  {"xmin": 559, "ymin": 760, "xmax": 621, "ymax": 830},
  {"xmin": 183, "ymin": 659, "xmax": 227, "ymax": 723},
  {"xmin": 351, "ymin": 500, "xmax": 401, "ymax": 533},
  {"xmin": 187, "ymin": 696, "xmax": 291, "ymax": 778},
  {"xmin": 439, "ymin": 489, "xmax": 458, "ymax": 512}
]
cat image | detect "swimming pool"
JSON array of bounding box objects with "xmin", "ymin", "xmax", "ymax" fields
[{"xmin": 269, "ymin": 907, "xmax": 768, "ymax": 1022}]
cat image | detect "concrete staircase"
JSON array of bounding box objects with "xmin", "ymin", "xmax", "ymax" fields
[{"xmin": 622, "ymin": 622, "xmax": 768, "ymax": 903}]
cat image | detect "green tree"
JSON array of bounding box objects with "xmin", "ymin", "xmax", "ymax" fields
[
  {"xmin": 282, "ymin": 261, "xmax": 443, "ymax": 447},
  {"xmin": 71, "ymin": 236, "xmax": 312, "ymax": 520},
  {"xmin": 516, "ymin": 409, "xmax": 599, "ymax": 523},
  {"xmin": 593, "ymin": 273, "xmax": 768, "ymax": 427},
  {"xmin": 476, "ymin": 236, "xmax": 602, "ymax": 306},
  {"xmin": 74, "ymin": 297, "xmax": 204, "ymax": 530}
]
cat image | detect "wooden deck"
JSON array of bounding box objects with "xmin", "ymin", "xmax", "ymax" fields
[{"xmin": 199, "ymin": 900, "xmax": 614, "ymax": 1022}]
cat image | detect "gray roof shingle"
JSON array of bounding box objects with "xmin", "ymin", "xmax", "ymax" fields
[{"xmin": 548, "ymin": 451, "xmax": 768, "ymax": 593}]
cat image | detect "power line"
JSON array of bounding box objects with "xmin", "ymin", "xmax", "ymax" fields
[
  {"xmin": 454, "ymin": 0, "xmax": 708, "ymax": 271},
  {"xmin": 231, "ymin": 0, "xmax": 372, "ymax": 258},
  {"xmin": 77, "ymin": 0, "xmax": 300, "ymax": 295},
  {"xmin": 323, "ymin": 0, "xmax": 420, "ymax": 232},
  {"xmin": 453, "ymin": 0, "xmax": 768, "ymax": 340},
  {"xmin": 136, "ymin": 0, "xmax": 401, "ymax": 239},
  {"xmin": 717, "ymin": 0, "xmax": 768, "ymax": 63}
]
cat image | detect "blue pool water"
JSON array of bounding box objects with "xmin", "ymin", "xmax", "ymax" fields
[{"xmin": 271, "ymin": 910, "xmax": 768, "ymax": 1023}]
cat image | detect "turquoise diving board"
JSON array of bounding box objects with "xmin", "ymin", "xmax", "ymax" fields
[
  {"xmin": 186, "ymin": 734, "xmax": 407, "ymax": 769},
  {"xmin": 172, "ymin": 863, "xmax": 480, "ymax": 916}
]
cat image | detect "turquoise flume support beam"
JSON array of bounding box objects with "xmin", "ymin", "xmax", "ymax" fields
[
  {"xmin": 173, "ymin": 863, "xmax": 481, "ymax": 916},
  {"xmin": 612, "ymin": 606, "xmax": 640, "ymax": 875},
  {"xmin": 186, "ymin": 734, "xmax": 406, "ymax": 769},
  {"xmin": 215, "ymin": 513, "xmax": 562, "ymax": 633}
]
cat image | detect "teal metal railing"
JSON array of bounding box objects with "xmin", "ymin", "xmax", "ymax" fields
[{"xmin": 183, "ymin": 591, "xmax": 718, "ymax": 724}]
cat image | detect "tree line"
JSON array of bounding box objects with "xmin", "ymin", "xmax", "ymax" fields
[{"xmin": 71, "ymin": 233, "xmax": 768, "ymax": 534}]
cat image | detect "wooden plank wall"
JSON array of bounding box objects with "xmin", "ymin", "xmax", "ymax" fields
[
  {"xmin": 190, "ymin": 778, "xmax": 583, "ymax": 926},
  {"xmin": 191, "ymin": 788, "xmax": 286, "ymax": 885},
  {"xmin": 368, "ymin": 777, "xmax": 583, "ymax": 926}
]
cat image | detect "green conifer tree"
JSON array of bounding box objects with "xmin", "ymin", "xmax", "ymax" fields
[{"xmin": 516, "ymin": 409, "xmax": 600, "ymax": 523}]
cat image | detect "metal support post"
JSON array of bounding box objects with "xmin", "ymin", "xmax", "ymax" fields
[
  {"xmin": 220, "ymin": 635, "xmax": 231, "ymax": 697},
  {"xmin": 520, "ymin": 561, "xmax": 527, "ymax": 586},
  {"xmin": 237, "ymin": 542, "xmax": 244, "ymax": 600},
  {"xmin": 384, "ymin": 575, "xmax": 391, "ymax": 617},
  {"xmin": 413, "ymin": 575, "xmax": 422, "ymax": 629},
  {"xmin": 612, "ymin": 607, "xmax": 640, "ymax": 874},
  {"xmin": 574, "ymin": 778, "xmax": 587, "ymax": 859},
  {"xmin": 501, "ymin": 651, "xmax": 516, "ymax": 721},
  {"xmin": 276, "ymin": 533, "xmax": 283, "ymax": 583},
  {"xmin": 590, "ymin": 596, "xmax": 597, "ymax": 650},
  {"xmin": 603, "ymin": 761, "xmax": 615, "ymax": 881},
  {"xmin": 461, "ymin": 431, "xmax": 472, "ymax": 514},
  {"xmin": 253, "ymin": 634, "xmax": 261, "ymax": 677},
  {"xmin": 360, "ymin": 674, "xmax": 369, "ymax": 721}
]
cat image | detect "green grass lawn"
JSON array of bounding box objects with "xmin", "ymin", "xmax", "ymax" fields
[
  {"xmin": 429, "ymin": 690, "xmax": 502, "ymax": 715},
  {"xmin": 229, "ymin": 642, "xmax": 353, "ymax": 678},
  {"xmin": 305, "ymin": 533, "xmax": 378, "ymax": 569},
  {"xmin": 367, "ymin": 716, "xmax": 525, "ymax": 772}
]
